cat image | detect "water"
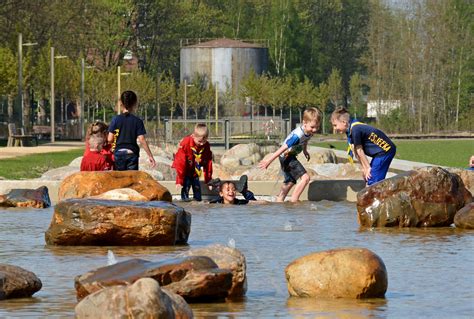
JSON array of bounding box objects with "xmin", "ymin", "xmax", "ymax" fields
[{"xmin": 1, "ymin": 201, "xmax": 473, "ymax": 318}]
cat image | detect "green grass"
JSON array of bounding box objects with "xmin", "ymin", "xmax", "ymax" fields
[
  {"xmin": 0, "ymin": 149, "xmax": 84, "ymax": 179},
  {"xmin": 312, "ymin": 139, "xmax": 474, "ymax": 168}
]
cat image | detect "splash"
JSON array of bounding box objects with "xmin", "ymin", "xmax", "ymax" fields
[
  {"xmin": 227, "ymin": 238, "xmax": 236, "ymax": 248},
  {"xmin": 107, "ymin": 250, "xmax": 117, "ymax": 266}
]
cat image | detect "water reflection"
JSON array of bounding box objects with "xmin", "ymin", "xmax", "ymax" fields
[{"xmin": 286, "ymin": 296, "xmax": 387, "ymax": 319}]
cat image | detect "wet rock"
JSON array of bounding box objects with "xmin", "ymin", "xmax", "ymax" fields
[
  {"xmin": 90, "ymin": 188, "xmax": 148, "ymax": 201},
  {"xmin": 0, "ymin": 264, "xmax": 42, "ymax": 300},
  {"xmin": 0, "ymin": 186, "xmax": 51, "ymax": 208},
  {"xmin": 285, "ymin": 248, "xmax": 387, "ymax": 299},
  {"xmin": 357, "ymin": 166, "xmax": 472, "ymax": 227},
  {"xmin": 75, "ymin": 278, "xmax": 193, "ymax": 319},
  {"xmin": 58, "ymin": 171, "xmax": 172, "ymax": 202},
  {"xmin": 182, "ymin": 244, "xmax": 247, "ymax": 298},
  {"xmin": 75, "ymin": 256, "xmax": 232, "ymax": 302},
  {"xmin": 45, "ymin": 199, "xmax": 190, "ymax": 245},
  {"xmin": 454, "ymin": 202, "xmax": 474, "ymax": 229}
]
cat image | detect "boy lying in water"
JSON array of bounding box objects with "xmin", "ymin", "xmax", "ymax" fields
[{"xmin": 209, "ymin": 175, "xmax": 266, "ymax": 205}]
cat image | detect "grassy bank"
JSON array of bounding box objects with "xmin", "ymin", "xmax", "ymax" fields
[
  {"xmin": 312, "ymin": 139, "xmax": 474, "ymax": 168},
  {"xmin": 0, "ymin": 149, "xmax": 84, "ymax": 179}
]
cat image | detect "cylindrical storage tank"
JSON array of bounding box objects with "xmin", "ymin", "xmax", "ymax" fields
[{"xmin": 180, "ymin": 38, "xmax": 268, "ymax": 94}]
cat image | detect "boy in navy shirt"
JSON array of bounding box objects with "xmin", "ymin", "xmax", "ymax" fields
[
  {"xmin": 107, "ymin": 91, "xmax": 156, "ymax": 171},
  {"xmin": 259, "ymin": 107, "xmax": 322, "ymax": 202},
  {"xmin": 331, "ymin": 107, "xmax": 396, "ymax": 185}
]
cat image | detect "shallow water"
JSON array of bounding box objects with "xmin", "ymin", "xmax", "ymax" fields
[{"xmin": 1, "ymin": 201, "xmax": 473, "ymax": 318}]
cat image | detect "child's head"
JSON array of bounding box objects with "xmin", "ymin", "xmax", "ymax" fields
[
  {"xmin": 219, "ymin": 181, "xmax": 237, "ymax": 204},
  {"xmin": 302, "ymin": 107, "xmax": 322, "ymax": 135},
  {"xmin": 89, "ymin": 134, "xmax": 104, "ymax": 151},
  {"xmin": 120, "ymin": 90, "xmax": 138, "ymax": 112},
  {"xmin": 330, "ymin": 107, "xmax": 351, "ymax": 134},
  {"xmin": 192, "ymin": 123, "xmax": 209, "ymax": 146},
  {"xmin": 86, "ymin": 121, "xmax": 108, "ymax": 139}
]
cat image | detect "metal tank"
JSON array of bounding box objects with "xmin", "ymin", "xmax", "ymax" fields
[{"xmin": 180, "ymin": 38, "xmax": 268, "ymax": 94}]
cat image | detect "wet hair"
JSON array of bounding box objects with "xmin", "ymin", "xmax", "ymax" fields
[
  {"xmin": 303, "ymin": 107, "xmax": 322, "ymax": 123},
  {"xmin": 86, "ymin": 121, "xmax": 108, "ymax": 140},
  {"xmin": 193, "ymin": 123, "xmax": 209, "ymax": 138},
  {"xmin": 89, "ymin": 134, "xmax": 104, "ymax": 150},
  {"xmin": 331, "ymin": 106, "xmax": 350, "ymax": 122},
  {"xmin": 219, "ymin": 181, "xmax": 236, "ymax": 193},
  {"xmin": 120, "ymin": 90, "xmax": 138, "ymax": 111}
]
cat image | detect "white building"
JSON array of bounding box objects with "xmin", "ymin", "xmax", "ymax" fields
[{"xmin": 367, "ymin": 100, "xmax": 401, "ymax": 118}]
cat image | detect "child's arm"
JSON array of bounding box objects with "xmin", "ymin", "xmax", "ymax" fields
[
  {"xmin": 137, "ymin": 135, "xmax": 156, "ymax": 168},
  {"xmin": 107, "ymin": 132, "xmax": 114, "ymax": 144},
  {"xmin": 354, "ymin": 145, "xmax": 371, "ymax": 182},
  {"xmin": 258, "ymin": 144, "xmax": 289, "ymax": 169},
  {"xmin": 303, "ymin": 142, "xmax": 310, "ymax": 161},
  {"xmin": 203, "ymin": 144, "xmax": 213, "ymax": 184}
]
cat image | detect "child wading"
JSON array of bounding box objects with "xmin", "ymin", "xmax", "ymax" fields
[
  {"xmin": 331, "ymin": 106, "xmax": 396, "ymax": 185},
  {"xmin": 259, "ymin": 107, "xmax": 322, "ymax": 202},
  {"xmin": 172, "ymin": 123, "xmax": 213, "ymax": 201}
]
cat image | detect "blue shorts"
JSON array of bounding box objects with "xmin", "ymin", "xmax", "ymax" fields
[{"xmin": 368, "ymin": 150, "xmax": 396, "ymax": 185}]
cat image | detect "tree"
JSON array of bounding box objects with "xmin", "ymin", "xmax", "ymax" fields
[
  {"xmin": 328, "ymin": 68, "xmax": 343, "ymax": 108},
  {"xmin": 0, "ymin": 47, "xmax": 17, "ymax": 121},
  {"xmin": 349, "ymin": 72, "xmax": 363, "ymax": 119}
]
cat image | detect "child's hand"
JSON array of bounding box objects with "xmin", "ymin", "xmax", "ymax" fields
[
  {"xmin": 363, "ymin": 167, "xmax": 372, "ymax": 182},
  {"xmin": 258, "ymin": 159, "xmax": 269, "ymax": 170},
  {"xmin": 304, "ymin": 150, "xmax": 310, "ymax": 161},
  {"xmin": 175, "ymin": 184, "xmax": 182, "ymax": 191},
  {"xmin": 148, "ymin": 156, "xmax": 156, "ymax": 168}
]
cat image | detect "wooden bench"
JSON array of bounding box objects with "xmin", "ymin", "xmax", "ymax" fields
[
  {"xmin": 7, "ymin": 123, "xmax": 38, "ymax": 147},
  {"xmin": 32, "ymin": 125, "xmax": 64, "ymax": 139}
]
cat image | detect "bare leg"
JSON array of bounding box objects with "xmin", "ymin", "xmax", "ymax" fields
[
  {"xmin": 277, "ymin": 182, "xmax": 294, "ymax": 202},
  {"xmin": 290, "ymin": 174, "xmax": 310, "ymax": 202}
]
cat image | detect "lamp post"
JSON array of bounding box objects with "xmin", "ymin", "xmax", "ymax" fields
[
  {"xmin": 81, "ymin": 59, "xmax": 95, "ymax": 140},
  {"xmin": 50, "ymin": 47, "xmax": 67, "ymax": 143},
  {"xmin": 183, "ymin": 79, "xmax": 194, "ymax": 130},
  {"xmin": 117, "ymin": 66, "xmax": 131, "ymax": 114},
  {"xmin": 18, "ymin": 33, "xmax": 37, "ymax": 128},
  {"xmin": 215, "ymin": 82, "xmax": 218, "ymax": 135}
]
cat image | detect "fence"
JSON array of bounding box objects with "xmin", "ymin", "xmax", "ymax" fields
[{"xmin": 162, "ymin": 118, "xmax": 291, "ymax": 149}]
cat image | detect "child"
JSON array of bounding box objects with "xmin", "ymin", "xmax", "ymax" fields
[
  {"xmin": 331, "ymin": 106, "xmax": 396, "ymax": 185},
  {"xmin": 258, "ymin": 107, "xmax": 322, "ymax": 202},
  {"xmin": 107, "ymin": 90, "xmax": 156, "ymax": 171},
  {"xmin": 80, "ymin": 135, "xmax": 113, "ymax": 171},
  {"xmin": 469, "ymin": 155, "xmax": 474, "ymax": 171},
  {"xmin": 84, "ymin": 121, "xmax": 113, "ymax": 167},
  {"xmin": 210, "ymin": 179, "xmax": 262, "ymax": 205},
  {"xmin": 172, "ymin": 123, "xmax": 213, "ymax": 201}
]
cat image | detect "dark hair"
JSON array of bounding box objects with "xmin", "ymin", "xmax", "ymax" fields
[{"xmin": 120, "ymin": 90, "xmax": 138, "ymax": 111}]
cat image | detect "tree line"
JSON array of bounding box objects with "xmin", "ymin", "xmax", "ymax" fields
[{"xmin": 0, "ymin": 0, "xmax": 471, "ymax": 133}]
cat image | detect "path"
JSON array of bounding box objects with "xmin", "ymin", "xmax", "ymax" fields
[{"xmin": 0, "ymin": 141, "xmax": 84, "ymax": 160}]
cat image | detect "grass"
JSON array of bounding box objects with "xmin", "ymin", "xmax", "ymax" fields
[
  {"xmin": 312, "ymin": 139, "xmax": 474, "ymax": 168},
  {"xmin": 0, "ymin": 149, "xmax": 84, "ymax": 180}
]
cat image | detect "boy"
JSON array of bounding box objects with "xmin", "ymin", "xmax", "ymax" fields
[
  {"xmin": 107, "ymin": 90, "xmax": 156, "ymax": 171},
  {"xmin": 209, "ymin": 175, "xmax": 262, "ymax": 205},
  {"xmin": 331, "ymin": 106, "xmax": 396, "ymax": 185},
  {"xmin": 258, "ymin": 107, "xmax": 322, "ymax": 202},
  {"xmin": 80, "ymin": 135, "xmax": 113, "ymax": 171},
  {"xmin": 172, "ymin": 123, "xmax": 213, "ymax": 201}
]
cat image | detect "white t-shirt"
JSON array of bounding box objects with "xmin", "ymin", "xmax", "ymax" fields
[{"xmin": 280, "ymin": 126, "xmax": 312, "ymax": 157}]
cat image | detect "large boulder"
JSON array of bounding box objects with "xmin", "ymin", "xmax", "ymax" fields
[
  {"xmin": 357, "ymin": 166, "xmax": 472, "ymax": 227},
  {"xmin": 307, "ymin": 149, "xmax": 338, "ymax": 164},
  {"xmin": 58, "ymin": 171, "xmax": 171, "ymax": 202},
  {"xmin": 0, "ymin": 264, "xmax": 42, "ymax": 300},
  {"xmin": 285, "ymin": 248, "xmax": 387, "ymax": 299},
  {"xmin": 181, "ymin": 244, "xmax": 247, "ymax": 298},
  {"xmin": 454, "ymin": 202, "xmax": 474, "ymax": 229},
  {"xmin": 45, "ymin": 199, "xmax": 190, "ymax": 245},
  {"xmin": 447, "ymin": 168, "xmax": 474, "ymax": 195},
  {"xmin": 0, "ymin": 186, "xmax": 50, "ymax": 208},
  {"xmin": 90, "ymin": 188, "xmax": 148, "ymax": 201},
  {"xmin": 75, "ymin": 278, "xmax": 193, "ymax": 319},
  {"xmin": 75, "ymin": 256, "xmax": 232, "ymax": 301}
]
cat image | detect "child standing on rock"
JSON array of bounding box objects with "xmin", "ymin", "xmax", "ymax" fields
[
  {"xmin": 331, "ymin": 106, "xmax": 396, "ymax": 185},
  {"xmin": 107, "ymin": 91, "xmax": 156, "ymax": 171},
  {"xmin": 172, "ymin": 123, "xmax": 213, "ymax": 201},
  {"xmin": 259, "ymin": 107, "xmax": 322, "ymax": 202}
]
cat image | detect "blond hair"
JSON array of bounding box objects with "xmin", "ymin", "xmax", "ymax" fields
[
  {"xmin": 303, "ymin": 107, "xmax": 322, "ymax": 123},
  {"xmin": 89, "ymin": 134, "xmax": 104, "ymax": 151},
  {"xmin": 331, "ymin": 106, "xmax": 350, "ymax": 122},
  {"xmin": 86, "ymin": 121, "xmax": 108, "ymax": 140},
  {"xmin": 193, "ymin": 123, "xmax": 209, "ymax": 138}
]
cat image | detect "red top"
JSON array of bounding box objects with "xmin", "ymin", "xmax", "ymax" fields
[
  {"xmin": 84, "ymin": 140, "xmax": 114, "ymax": 169},
  {"xmin": 80, "ymin": 151, "xmax": 112, "ymax": 171},
  {"xmin": 172, "ymin": 135, "xmax": 213, "ymax": 185}
]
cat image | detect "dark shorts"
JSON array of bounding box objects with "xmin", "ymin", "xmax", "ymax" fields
[
  {"xmin": 279, "ymin": 156, "xmax": 307, "ymax": 184},
  {"xmin": 114, "ymin": 152, "xmax": 139, "ymax": 171}
]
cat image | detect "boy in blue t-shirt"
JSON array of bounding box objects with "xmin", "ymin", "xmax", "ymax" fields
[
  {"xmin": 331, "ymin": 107, "xmax": 396, "ymax": 185},
  {"xmin": 259, "ymin": 107, "xmax": 322, "ymax": 202},
  {"xmin": 107, "ymin": 91, "xmax": 156, "ymax": 171}
]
